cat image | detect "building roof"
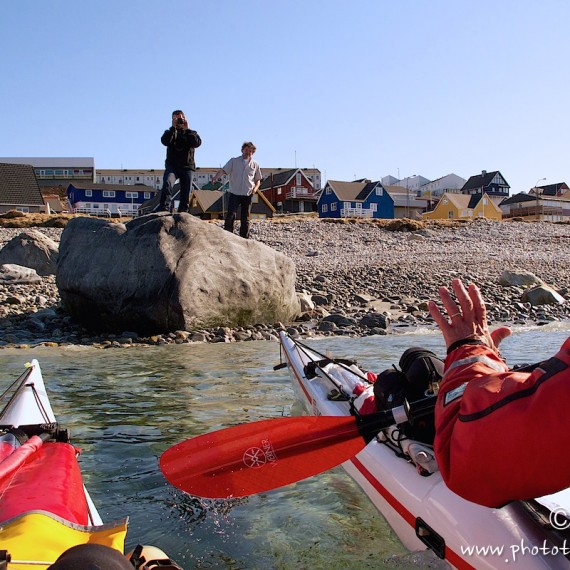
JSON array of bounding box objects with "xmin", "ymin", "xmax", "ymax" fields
[
  {"xmin": 500, "ymin": 192, "xmax": 536, "ymax": 205},
  {"xmin": 0, "ymin": 157, "xmax": 94, "ymax": 168},
  {"xmin": 259, "ymin": 169, "xmax": 298, "ymax": 190},
  {"xmin": 191, "ymin": 189, "xmax": 224, "ymax": 211},
  {"xmin": 0, "ymin": 162, "xmax": 44, "ymax": 207},
  {"xmin": 326, "ymin": 180, "xmax": 369, "ymax": 201},
  {"xmin": 537, "ymin": 182, "xmax": 569, "ymax": 196},
  {"xmin": 68, "ymin": 182, "xmax": 157, "ymax": 192},
  {"xmin": 97, "ymin": 169, "xmax": 164, "ymax": 176},
  {"xmin": 442, "ymin": 193, "xmax": 472, "ymax": 209},
  {"xmin": 462, "ymin": 170, "xmax": 509, "ymax": 191}
]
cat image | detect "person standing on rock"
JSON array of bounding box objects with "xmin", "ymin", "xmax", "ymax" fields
[
  {"xmin": 157, "ymin": 110, "xmax": 201, "ymax": 213},
  {"xmin": 212, "ymin": 142, "xmax": 262, "ymax": 239}
]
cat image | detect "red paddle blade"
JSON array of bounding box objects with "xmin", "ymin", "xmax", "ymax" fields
[{"xmin": 159, "ymin": 415, "xmax": 366, "ymax": 499}]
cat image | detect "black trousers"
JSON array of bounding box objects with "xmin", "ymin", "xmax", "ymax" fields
[
  {"xmin": 224, "ymin": 193, "xmax": 253, "ymax": 238},
  {"xmin": 158, "ymin": 165, "xmax": 193, "ymax": 212}
]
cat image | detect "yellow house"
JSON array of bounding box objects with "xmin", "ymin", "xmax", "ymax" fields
[{"xmin": 422, "ymin": 192, "xmax": 502, "ymax": 221}]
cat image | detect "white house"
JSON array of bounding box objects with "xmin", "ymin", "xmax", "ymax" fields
[{"xmin": 419, "ymin": 173, "xmax": 466, "ymax": 197}]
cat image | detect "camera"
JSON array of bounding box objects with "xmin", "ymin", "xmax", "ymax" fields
[{"xmin": 176, "ymin": 118, "xmax": 185, "ymax": 125}]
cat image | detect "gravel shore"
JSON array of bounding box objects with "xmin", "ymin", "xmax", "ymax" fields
[{"xmin": 1, "ymin": 217, "xmax": 569, "ymax": 348}]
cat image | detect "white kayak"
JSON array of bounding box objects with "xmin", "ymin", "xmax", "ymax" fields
[{"xmin": 279, "ymin": 332, "xmax": 570, "ymax": 570}]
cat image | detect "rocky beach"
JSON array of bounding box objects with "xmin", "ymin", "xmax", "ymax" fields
[{"xmin": 1, "ymin": 216, "xmax": 569, "ymax": 348}]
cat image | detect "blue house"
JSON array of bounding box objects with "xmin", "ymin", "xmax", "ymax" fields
[
  {"xmin": 67, "ymin": 182, "xmax": 157, "ymax": 217},
  {"xmin": 317, "ymin": 180, "xmax": 394, "ymax": 219}
]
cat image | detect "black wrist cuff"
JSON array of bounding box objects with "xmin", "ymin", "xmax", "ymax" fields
[{"xmin": 447, "ymin": 338, "xmax": 487, "ymax": 355}]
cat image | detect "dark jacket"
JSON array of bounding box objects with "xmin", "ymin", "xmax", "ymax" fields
[{"xmin": 161, "ymin": 127, "xmax": 202, "ymax": 170}]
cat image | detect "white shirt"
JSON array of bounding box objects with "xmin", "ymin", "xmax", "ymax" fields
[{"xmin": 223, "ymin": 156, "xmax": 262, "ymax": 196}]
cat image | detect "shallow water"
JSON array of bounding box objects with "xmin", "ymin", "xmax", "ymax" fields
[{"xmin": 1, "ymin": 323, "xmax": 569, "ymax": 569}]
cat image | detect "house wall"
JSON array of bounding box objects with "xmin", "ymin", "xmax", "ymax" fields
[
  {"xmin": 318, "ymin": 184, "xmax": 394, "ymax": 219},
  {"xmin": 472, "ymin": 197, "xmax": 502, "ymax": 220},
  {"xmin": 96, "ymin": 170, "xmax": 164, "ymax": 190},
  {"xmin": 67, "ymin": 185, "xmax": 157, "ymax": 216},
  {"xmin": 318, "ymin": 185, "xmax": 343, "ymax": 218},
  {"xmin": 423, "ymin": 200, "xmax": 461, "ymax": 220},
  {"xmin": 263, "ymin": 171, "xmax": 316, "ymax": 213}
]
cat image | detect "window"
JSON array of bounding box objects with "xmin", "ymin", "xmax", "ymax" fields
[
  {"xmin": 277, "ymin": 188, "xmax": 282, "ymax": 195},
  {"xmin": 448, "ymin": 211, "xmax": 454, "ymax": 219},
  {"xmin": 85, "ymin": 190, "xmax": 92, "ymax": 197},
  {"xmin": 125, "ymin": 192, "xmax": 139, "ymax": 198},
  {"xmin": 296, "ymin": 173, "xmax": 301, "ymax": 185},
  {"xmin": 355, "ymin": 203, "xmax": 362, "ymax": 210},
  {"xmin": 144, "ymin": 192, "xmax": 151, "ymax": 199},
  {"xmin": 344, "ymin": 202, "xmax": 350, "ymax": 209},
  {"xmin": 103, "ymin": 191, "xmax": 116, "ymax": 198},
  {"xmin": 375, "ymin": 186, "xmax": 383, "ymax": 195},
  {"xmin": 326, "ymin": 187, "xmax": 332, "ymax": 195},
  {"xmin": 331, "ymin": 202, "xmax": 337, "ymax": 211},
  {"xmin": 322, "ymin": 204, "xmax": 328, "ymax": 213}
]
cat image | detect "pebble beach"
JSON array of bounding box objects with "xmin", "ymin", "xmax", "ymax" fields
[{"xmin": 1, "ymin": 217, "xmax": 569, "ymax": 348}]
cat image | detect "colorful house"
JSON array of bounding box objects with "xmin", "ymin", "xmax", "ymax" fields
[
  {"xmin": 461, "ymin": 170, "xmax": 510, "ymax": 202},
  {"xmin": 188, "ymin": 189, "xmax": 276, "ymax": 220},
  {"xmin": 259, "ymin": 168, "xmax": 317, "ymax": 213},
  {"xmin": 67, "ymin": 182, "xmax": 157, "ymax": 217},
  {"xmin": 422, "ymin": 192, "xmax": 502, "ymax": 221},
  {"xmin": 500, "ymin": 192, "xmax": 570, "ymax": 222},
  {"xmin": 317, "ymin": 180, "xmax": 394, "ymax": 219}
]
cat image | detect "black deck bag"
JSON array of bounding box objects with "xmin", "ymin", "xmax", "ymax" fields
[{"xmin": 373, "ymin": 347, "xmax": 444, "ymax": 444}]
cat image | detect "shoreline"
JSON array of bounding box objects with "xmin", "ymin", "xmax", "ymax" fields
[{"xmin": 1, "ymin": 217, "xmax": 569, "ymax": 349}]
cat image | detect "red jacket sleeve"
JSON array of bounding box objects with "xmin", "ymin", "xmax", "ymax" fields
[{"xmin": 434, "ymin": 337, "xmax": 570, "ymax": 507}]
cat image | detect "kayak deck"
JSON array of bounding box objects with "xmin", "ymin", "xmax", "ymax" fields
[{"xmin": 0, "ymin": 360, "xmax": 128, "ymax": 569}]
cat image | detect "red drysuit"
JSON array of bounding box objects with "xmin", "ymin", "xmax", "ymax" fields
[{"xmin": 434, "ymin": 336, "xmax": 570, "ymax": 508}]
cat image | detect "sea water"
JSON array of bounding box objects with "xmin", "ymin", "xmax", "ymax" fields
[{"xmin": 1, "ymin": 323, "xmax": 569, "ymax": 569}]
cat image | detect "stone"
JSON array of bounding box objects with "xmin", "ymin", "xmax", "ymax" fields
[
  {"xmin": 0, "ymin": 229, "xmax": 59, "ymax": 276},
  {"xmin": 56, "ymin": 215, "xmax": 300, "ymax": 334},
  {"xmin": 499, "ymin": 270, "xmax": 543, "ymax": 288},
  {"xmin": 0, "ymin": 264, "xmax": 42, "ymax": 284},
  {"xmin": 359, "ymin": 312, "xmax": 389, "ymax": 329},
  {"xmin": 521, "ymin": 285, "xmax": 566, "ymax": 306},
  {"xmin": 322, "ymin": 314, "xmax": 357, "ymax": 327},
  {"xmin": 297, "ymin": 292, "xmax": 315, "ymax": 312}
]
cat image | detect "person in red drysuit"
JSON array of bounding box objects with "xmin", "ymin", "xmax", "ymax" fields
[{"xmin": 428, "ymin": 278, "xmax": 570, "ymax": 508}]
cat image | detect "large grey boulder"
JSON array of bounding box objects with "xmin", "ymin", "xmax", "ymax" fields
[
  {"xmin": 0, "ymin": 229, "xmax": 59, "ymax": 276},
  {"xmin": 56, "ymin": 214, "xmax": 300, "ymax": 333}
]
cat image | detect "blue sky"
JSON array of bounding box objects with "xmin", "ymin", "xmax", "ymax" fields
[{"xmin": 1, "ymin": 0, "xmax": 568, "ymax": 193}]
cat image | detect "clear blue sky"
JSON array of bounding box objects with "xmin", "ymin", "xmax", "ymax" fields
[{"xmin": 2, "ymin": 0, "xmax": 569, "ymax": 193}]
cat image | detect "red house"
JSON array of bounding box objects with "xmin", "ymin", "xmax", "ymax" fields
[{"xmin": 259, "ymin": 169, "xmax": 317, "ymax": 214}]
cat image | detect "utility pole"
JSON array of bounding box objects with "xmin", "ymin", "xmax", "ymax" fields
[{"xmin": 535, "ymin": 177, "xmax": 546, "ymax": 221}]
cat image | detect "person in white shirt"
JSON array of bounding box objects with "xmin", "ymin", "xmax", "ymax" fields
[{"xmin": 212, "ymin": 142, "xmax": 262, "ymax": 239}]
